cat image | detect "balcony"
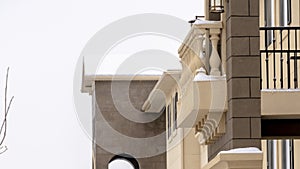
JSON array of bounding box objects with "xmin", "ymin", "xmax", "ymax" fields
[
  {"xmin": 260, "ymin": 26, "xmax": 300, "ymax": 116},
  {"xmin": 142, "ymin": 19, "xmax": 227, "ymax": 144},
  {"xmin": 178, "ymin": 19, "xmax": 227, "ymax": 144}
]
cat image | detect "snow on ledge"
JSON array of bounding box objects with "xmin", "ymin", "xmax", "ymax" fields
[
  {"xmin": 193, "ymin": 73, "xmax": 226, "ymax": 82},
  {"xmin": 261, "ymin": 88, "xmax": 300, "ymax": 92},
  {"xmin": 193, "ymin": 19, "xmax": 222, "ymax": 25},
  {"xmin": 219, "ymin": 147, "xmax": 262, "ymax": 154}
]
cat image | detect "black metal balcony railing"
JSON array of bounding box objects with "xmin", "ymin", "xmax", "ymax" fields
[{"xmin": 260, "ymin": 27, "xmax": 300, "ymax": 89}]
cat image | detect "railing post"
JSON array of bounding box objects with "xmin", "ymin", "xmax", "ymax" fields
[{"xmin": 209, "ymin": 28, "xmax": 221, "ymax": 76}]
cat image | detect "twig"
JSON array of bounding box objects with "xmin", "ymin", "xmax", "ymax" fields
[
  {"xmin": 0, "ymin": 145, "xmax": 7, "ymax": 154},
  {"xmin": 0, "ymin": 67, "xmax": 14, "ymax": 147}
]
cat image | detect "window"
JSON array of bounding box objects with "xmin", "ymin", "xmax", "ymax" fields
[
  {"xmin": 281, "ymin": 139, "xmax": 294, "ymax": 169},
  {"xmin": 167, "ymin": 105, "xmax": 171, "ymax": 139},
  {"xmin": 267, "ymin": 139, "xmax": 294, "ymax": 169},
  {"xmin": 267, "ymin": 140, "xmax": 277, "ymax": 169},
  {"xmin": 173, "ymin": 93, "xmax": 178, "ymax": 131},
  {"xmin": 280, "ymin": 0, "xmax": 291, "ymax": 26},
  {"xmin": 264, "ymin": 0, "xmax": 275, "ymax": 45}
]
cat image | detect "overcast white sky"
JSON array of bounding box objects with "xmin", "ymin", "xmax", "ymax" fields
[{"xmin": 0, "ymin": 0, "xmax": 203, "ymax": 168}]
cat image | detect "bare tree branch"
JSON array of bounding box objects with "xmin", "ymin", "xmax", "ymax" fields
[
  {"xmin": 6, "ymin": 96, "xmax": 14, "ymax": 116},
  {"xmin": 0, "ymin": 96, "xmax": 14, "ymax": 146},
  {"xmin": 0, "ymin": 67, "xmax": 14, "ymax": 148},
  {"xmin": 0, "ymin": 145, "xmax": 7, "ymax": 154}
]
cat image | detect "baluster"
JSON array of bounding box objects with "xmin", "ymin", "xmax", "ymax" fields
[
  {"xmin": 265, "ymin": 29, "xmax": 269, "ymax": 89},
  {"xmin": 287, "ymin": 29, "xmax": 291, "ymax": 88},
  {"xmin": 273, "ymin": 29, "xmax": 276, "ymax": 89},
  {"xmin": 198, "ymin": 30, "xmax": 208, "ymax": 72},
  {"xmin": 280, "ymin": 30, "xmax": 283, "ymax": 89},
  {"xmin": 294, "ymin": 29, "xmax": 298, "ymax": 88},
  {"xmin": 205, "ymin": 29, "xmax": 210, "ymax": 74},
  {"xmin": 209, "ymin": 28, "xmax": 221, "ymax": 76}
]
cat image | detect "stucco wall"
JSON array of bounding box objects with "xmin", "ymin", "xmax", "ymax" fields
[{"xmin": 93, "ymin": 80, "xmax": 166, "ymax": 169}]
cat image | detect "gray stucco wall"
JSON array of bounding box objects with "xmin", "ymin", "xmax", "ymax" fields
[{"xmin": 93, "ymin": 80, "xmax": 166, "ymax": 169}]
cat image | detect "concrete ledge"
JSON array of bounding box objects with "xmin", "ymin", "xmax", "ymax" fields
[
  {"xmin": 81, "ymin": 74, "xmax": 161, "ymax": 94},
  {"xmin": 261, "ymin": 89, "xmax": 300, "ymax": 116},
  {"xmin": 178, "ymin": 75, "xmax": 227, "ymax": 128},
  {"xmin": 178, "ymin": 73, "xmax": 227, "ymax": 144},
  {"xmin": 142, "ymin": 70, "xmax": 181, "ymax": 113},
  {"xmin": 202, "ymin": 148, "xmax": 263, "ymax": 169}
]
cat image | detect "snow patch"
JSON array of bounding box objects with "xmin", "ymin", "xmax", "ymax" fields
[
  {"xmin": 219, "ymin": 147, "xmax": 261, "ymax": 154},
  {"xmin": 262, "ymin": 89, "xmax": 300, "ymax": 92},
  {"xmin": 193, "ymin": 73, "xmax": 226, "ymax": 82}
]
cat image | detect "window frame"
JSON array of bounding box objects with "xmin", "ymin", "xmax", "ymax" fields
[
  {"xmin": 167, "ymin": 104, "xmax": 171, "ymax": 139},
  {"xmin": 281, "ymin": 139, "xmax": 294, "ymax": 169},
  {"xmin": 267, "ymin": 140, "xmax": 277, "ymax": 169},
  {"xmin": 267, "ymin": 139, "xmax": 295, "ymax": 169},
  {"xmin": 264, "ymin": 0, "xmax": 275, "ymax": 46},
  {"xmin": 172, "ymin": 92, "xmax": 178, "ymax": 132}
]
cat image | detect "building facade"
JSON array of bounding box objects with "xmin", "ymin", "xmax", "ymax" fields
[{"xmin": 82, "ymin": 0, "xmax": 300, "ymax": 168}]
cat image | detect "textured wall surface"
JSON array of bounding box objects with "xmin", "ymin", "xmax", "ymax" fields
[
  {"xmin": 93, "ymin": 80, "xmax": 166, "ymax": 169},
  {"xmin": 208, "ymin": 0, "xmax": 261, "ymax": 160}
]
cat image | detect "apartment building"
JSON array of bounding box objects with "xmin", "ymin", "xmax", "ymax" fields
[{"xmin": 81, "ymin": 0, "xmax": 300, "ymax": 168}]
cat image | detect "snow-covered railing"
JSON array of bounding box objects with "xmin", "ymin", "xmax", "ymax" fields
[
  {"xmin": 176, "ymin": 19, "xmax": 227, "ymax": 145},
  {"xmin": 178, "ymin": 19, "xmax": 223, "ymax": 77}
]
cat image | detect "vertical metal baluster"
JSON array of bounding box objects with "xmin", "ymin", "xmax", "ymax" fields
[
  {"xmin": 287, "ymin": 29, "xmax": 291, "ymax": 88},
  {"xmin": 260, "ymin": 43, "xmax": 262, "ymax": 89},
  {"xmin": 280, "ymin": 30, "xmax": 283, "ymax": 88},
  {"xmin": 295, "ymin": 29, "xmax": 298, "ymax": 88},
  {"xmin": 265, "ymin": 29, "xmax": 269, "ymax": 89},
  {"xmin": 290, "ymin": 139, "xmax": 294, "ymax": 169},
  {"xmin": 273, "ymin": 29, "xmax": 276, "ymax": 89}
]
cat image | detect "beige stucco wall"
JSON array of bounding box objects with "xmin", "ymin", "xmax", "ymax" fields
[
  {"xmin": 166, "ymin": 128, "xmax": 203, "ymax": 169},
  {"xmin": 262, "ymin": 140, "xmax": 267, "ymax": 169},
  {"xmin": 183, "ymin": 128, "xmax": 201, "ymax": 169},
  {"xmin": 167, "ymin": 129, "xmax": 183, "ymax": 169},
  {"xmin": 166, "ymin": 82, "xmax": 203, "ymax": 169},
  {"xmin": 294, "ymin": 140, "xmax": 300, "ymax": 169},
  {"xmin": 261, "ymin": 89, "xmax": 300, "ymax": 116},
  {"xmin": 166, "ymin": 85, "xmax": 183, "ymax": 169}
]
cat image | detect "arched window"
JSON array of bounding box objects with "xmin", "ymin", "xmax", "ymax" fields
[{"xmin": 108, "ymin": 154, "xmax": 139, "ymax": 169}]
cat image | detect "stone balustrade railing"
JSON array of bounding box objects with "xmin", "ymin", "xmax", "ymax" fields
[
  {"xmin": 177, "ymin": 19, "xmax": 227, "ymax": 145},
  {"xmin": 178, "ymin": 19, "xmax": 223, "ymax": 79}
]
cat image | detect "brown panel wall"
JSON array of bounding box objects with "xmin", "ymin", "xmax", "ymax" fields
[
  {"xmin": 93, "ymin": 80, "xmax": 166, "ymax": 169},
  {"xmin": 208, "ymin": 0, "xmax": 261, "ymax": 160}
]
